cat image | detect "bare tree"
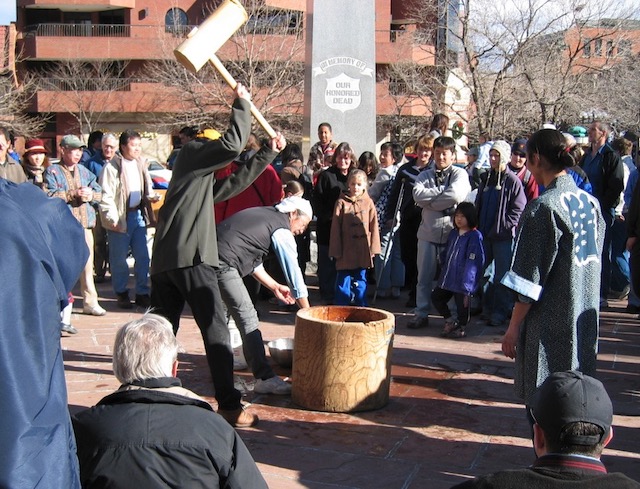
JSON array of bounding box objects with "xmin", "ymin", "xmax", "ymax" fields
[
  {"xmin": 38, "ymin": 59, "xmax": 130, "ymax": 136},
  {"xmin": 592, "ymin": 51, "xmax": 640, "ymax": 131},
  {"xmin": 405, "ymin": 0, "xmax": 640, "ymax": 140},
  {"xmin": 146, "ymin": 2, "xmax": 305, "ymax": 136},
  {"xmin": 0, "ymin": 58, "xmax": 46, "ymax": 137},
  {"xmin": 376, "ymin": 61, "xmax": 442, "ymax": 141}
]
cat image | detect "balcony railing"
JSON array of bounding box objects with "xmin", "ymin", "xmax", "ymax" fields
[
  {"xmin": 26, "ymin": 23, "xmax": 132, "ymax": 37},
  {"xmin": 39, "ymin": 77, "xmax": 132, "ymax": 91},
  {"xmin": 23, "ymin": 22, "xmax": 303, "ymax": 39}
]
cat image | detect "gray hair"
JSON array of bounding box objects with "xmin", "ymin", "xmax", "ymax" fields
[
  {"xmin": 593, "ymin": 120, "xmax": 611, "ymax": 136},
  {"xmin": 102, "ymin": 132, "xmax": 118, "ymax": 144},
  {"xmin": 112, "ymin": 313, "xmax": 179, "ymax": 384}
]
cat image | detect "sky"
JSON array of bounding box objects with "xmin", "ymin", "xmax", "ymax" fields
[{"xmin": 0, "ymin": 0, "xmax": 16, "ymax": 25}]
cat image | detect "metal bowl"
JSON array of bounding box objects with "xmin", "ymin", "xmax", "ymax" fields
[{"xmin": 267, "ymin": 337, "xmax": 294, "ymax": 368}]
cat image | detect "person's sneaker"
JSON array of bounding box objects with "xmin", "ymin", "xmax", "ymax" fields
[
  {"xmin": 407, "ymin": 316, "xmax": 429, "ymax": 329},
  {"xmin": 254, "ymin": 376, "xmax": 292, "ymax": 395},
  {"xmin": 83, "ymin": 304, "xmax": 106, "ymax": 316},
  {"xmin": 61, "ymin": 323, "xmax": 78, "ymax": 335},
  {"xmin": 116, "ymin": 292, "xmax": 133, "ymax": 309},
  {"xmin": 217, "ymin": 406, "xmax": 259, "ymax": 428},
  {"xmin": 135, "ymin": 294, "xmax": 151, "ymax": 308}
]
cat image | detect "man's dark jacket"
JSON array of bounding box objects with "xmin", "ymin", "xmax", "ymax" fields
[
  {"xmin": 579, "ymin": 144, "xmax": 624, "ymax": 211},
  {"xmin": 151, "ymin": 98, "xmax": 277, "ymax": 275},
  {"xmin": 72, "ymin": 378, "xmax": 268, "ymax": 489},
  {"xmin": 451, "ymin": 453, "xmax": 640, "ymax": 488}
]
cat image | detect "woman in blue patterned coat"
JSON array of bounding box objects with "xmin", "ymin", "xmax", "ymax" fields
[{"xmin": 501, "ymin": 129, "xmax": 605, "ymax": 406}]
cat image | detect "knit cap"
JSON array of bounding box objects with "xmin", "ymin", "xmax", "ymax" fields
[{"xmin": 491, "ymin": 140, "xmax": 511, "ymax": 168}]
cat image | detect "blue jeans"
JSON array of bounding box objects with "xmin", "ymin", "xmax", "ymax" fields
[
  {"xmin": 416, "ymin": 240, "xmax": 440, "ymax": 318},
  {"xmin": 610, "ymin": 216, "xmax": 630, "ymax": 293},
  {"xmin": 483, "ymin": 238, "xmax": 514, "ymax": 322},
  {"xmin": 335, "ymin": 268, "xmax": 368, "ymax": 306},
  {"xmin": 108, "ymin": 210, "xmax": 150, "ymax": 296},
  {"xmin": 374, "ymin": 229, "xmax": 405, "ymax": 292}
]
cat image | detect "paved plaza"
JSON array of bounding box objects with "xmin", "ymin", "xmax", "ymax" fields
[{"xmin": 64, "ymin": 275, "xmax": 640, "ymax": 488}]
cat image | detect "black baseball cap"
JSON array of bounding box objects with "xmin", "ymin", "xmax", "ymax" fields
[
  {"xmin": 511, "ymin": 138, "xmax": 527, "ymax": 157},
  {"xmin": 530, "ymin": 371, "xmax": 612, "ymax": 445}
]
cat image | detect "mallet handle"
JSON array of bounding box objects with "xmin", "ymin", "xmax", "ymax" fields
[{"xmin": 208, "ymin": 55, "xmax": 277, "ymax": 139}]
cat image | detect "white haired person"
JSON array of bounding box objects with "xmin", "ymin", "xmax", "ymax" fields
[
  {"xmin": 215, "ymin": 195, "xmax": 312, "ymax": 395},
  {"xmin": 72, "ymin": 313, "xmax": 268, "ymax": 489}
]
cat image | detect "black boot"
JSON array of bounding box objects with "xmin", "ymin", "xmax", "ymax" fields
[{"xmin": 116, "ymin": 291, "xmax": 132, "ymax": 309}]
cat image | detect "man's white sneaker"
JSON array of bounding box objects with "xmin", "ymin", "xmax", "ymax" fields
[
  {"xmin": 83, "ymin": 305, "xmax": 106, "ymax": 316},
  {"xmin": 254, "ymin": 376, "xmax": 292, "ymax": 395}
]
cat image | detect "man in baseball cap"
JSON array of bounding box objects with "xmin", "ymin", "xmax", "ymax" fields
[
  {"xmin": 452, "ymin": 371, "xmax": 640, "ymax": 488},
  {"xmin": 60, "ymin": 134, "xmax": 86, "ymax": 149}
]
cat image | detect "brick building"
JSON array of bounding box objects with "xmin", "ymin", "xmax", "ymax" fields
[
  {"xmin": 8, "ymin": 0, "xmax": 468, "ymax": 159},
  {"xmin": 564, "ymin": 18, "xmax": 640, "ymax": 73}
]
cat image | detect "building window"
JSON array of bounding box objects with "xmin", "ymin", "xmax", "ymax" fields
[
  {"xmin": 594, "ymin": 38, "xmax": 602, "ymax": 57},
  {"xmin": 618, "ymin": 39, "xmax": 631, "ymax": 55},
  {"xmin": 246, "ymin": 10, "xmax": 302, "ymax": 35},
  {"xmin": 165, "ymin": 8, "xmax": 189, "ymax": 36},
  {"xmin": 606, "ymin": 40, "xmax": 614, "ymax": 57},
  {"xmin": 582, "ymin": 38, "xmax": 591, "ymax": 57}
]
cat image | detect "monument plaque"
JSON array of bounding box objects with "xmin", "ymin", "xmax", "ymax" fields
[{"xmin": 303, "ymin": 0, "xmax": 376, "ymax": 157}]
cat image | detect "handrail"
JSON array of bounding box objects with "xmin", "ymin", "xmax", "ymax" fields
[
  {"xmin": 23, "ymin": 22, "xmax": 305, "ymax": 38},
  {"xmin": 24, "ymin": 23, "xmax": 197, "ymax": 38},
  {"xmin": 39, "ymin": 77, "xmax": 132, "ymax": 91}
]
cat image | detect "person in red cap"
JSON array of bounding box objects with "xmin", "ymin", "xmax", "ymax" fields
[
  {"xmin": 451, "ymin": 371, "xmax": 640, "ymax": 488},
  {"xmin": 22, "ymin": 138, "xmax": 50, "ymax": 190}
]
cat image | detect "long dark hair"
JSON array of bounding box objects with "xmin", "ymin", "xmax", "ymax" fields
[
  {"xmin": 429, "ymin": 113, "xmax": 450, "ymax": 135},
  {"xmin": 527, "ymin": 129, "xmax": 574, "ymax": 171}
]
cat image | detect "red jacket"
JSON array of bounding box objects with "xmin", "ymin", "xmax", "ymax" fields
[{"xmin": 214, "ymin": 163, "xmax": 283, "ymax": 224}]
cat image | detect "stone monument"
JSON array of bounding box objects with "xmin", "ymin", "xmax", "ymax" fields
[{"xmin": 303, "ymin": 0, "xmax": 376, "ymax": 158}]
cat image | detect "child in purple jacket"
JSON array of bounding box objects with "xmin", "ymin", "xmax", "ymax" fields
[{"xmin": 432, "ymin": 202, "xmax": 485, "ymax": 338}]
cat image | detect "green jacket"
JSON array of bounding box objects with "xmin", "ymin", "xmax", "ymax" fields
[{"xmin": 151, "ymin": 98, "xmax": 278, "ymax": 274}]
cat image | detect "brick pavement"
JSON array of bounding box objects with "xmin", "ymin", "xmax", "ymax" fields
[{"xmin": 63, "ymin": 277, "xmax": 640, "ymax": 488}]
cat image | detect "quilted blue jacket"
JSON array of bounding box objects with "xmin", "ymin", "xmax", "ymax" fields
[{"xmin": 438, "ymin": 228, "xmax": 485, "ymax": 295}]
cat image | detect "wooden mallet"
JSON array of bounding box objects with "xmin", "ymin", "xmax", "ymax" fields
[{"xmin": 174, "ymin": 0, "xmax": 277, "ymax": 138}]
